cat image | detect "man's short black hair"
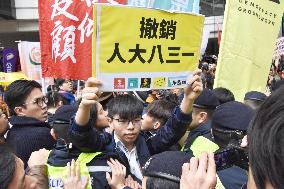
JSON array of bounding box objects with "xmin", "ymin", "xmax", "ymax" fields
[
  {"xmin": 146, "ymin": 176, "xmax": 179, "ymax": 189},
  {"xmin": 56, "ymin": 78, "xmax": 66, "ymax": 87},
  {"xmin": 248, "ymin": 85, "xmax": 284, "ymax": 189},
  {"xmin": 107, "ymin": 94, "xmax": 143, "ymax": 120},
  {"xmin": 46, "ymin": 91, "xmax": 68, "ymax": 108},
  {"xmin": 4, "ymin": 80, "xmax": 42, "ymax": 116},
  {"xmin": 0, "ymin": 144, "xmax": 16, "ymax": 189},
  {"xmin": 194, "ymin": 107, "xmax": 214, "ymax": 120},
  {"xmin": 212, "ymin": 87, "xmax": 235, "ymax": 104},
  {"xmin": 147, "ymin": 99, "xmax": 177, "ymax": 126}
]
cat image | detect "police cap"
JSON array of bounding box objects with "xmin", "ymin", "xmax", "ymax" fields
[
  {"xmin": 244, "ymin": 91, "xmax": 267, "ymax": 102},
  {"xmin": 193, "ymin": 89, "xmax": 220, "ymax": 110},
  {"xmin": 143, "ymin": 151, "xmax": 193, "ymax": 183},
  {"xmin": 212, "ymin": 101, "xmax": 254, "ymax": 131}
]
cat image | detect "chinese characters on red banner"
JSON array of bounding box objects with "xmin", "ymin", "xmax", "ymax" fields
[{"xmin": 39, "ymin": 0, "xmax": 126, "ymax": 80}]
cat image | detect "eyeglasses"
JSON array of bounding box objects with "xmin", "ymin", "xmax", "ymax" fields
[
  {"xmin": 23, "ymin": 96, "xmax": 48, "ymax": 107},
  {"xmin": 111, "ymin": 117, "xmax": 143, "ymax": 127}
]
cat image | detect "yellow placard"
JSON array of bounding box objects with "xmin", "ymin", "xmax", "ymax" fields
[
  {"xmin": 93, "ymin": 5, "xmax": 204, "ymax": 75},
  {"xmin": 214, "ymin": 0, "xmax": 284, "ymax": 101},
  {"xmin": 0, "ymin": 72, "xmax": 28, "ymax": 86}
]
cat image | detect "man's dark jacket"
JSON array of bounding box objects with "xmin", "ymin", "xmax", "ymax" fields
[{"xmin": 6, "ymin": 116, "xmax": 56, "ymax": 168}]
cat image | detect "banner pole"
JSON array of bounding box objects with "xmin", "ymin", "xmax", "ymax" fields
[
  {"xmin": 147, "ymin": 0, "xmax": 152, "ymax": 8},
  {"xmin": 77, "ymin": 80, "xmax": 80, "ymax": 98},
  {"xmin": 42, "ymin": 77, "xmax": 46, "ymax": 95},
  {"xmin": 39, "ymin": 67, "xmax": 46, "ymax": 94}
]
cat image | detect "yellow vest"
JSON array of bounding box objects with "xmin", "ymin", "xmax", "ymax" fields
[
  {"xmin": 47, "ymin": 152, "xmax": 101, "ymax": 189},
  {"xmin": 182, "ymin": 136, "xmax": 225, "ymax": 189}
]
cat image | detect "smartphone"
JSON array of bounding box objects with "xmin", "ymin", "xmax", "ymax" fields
[{"xmin": 214, "ymin": 147, "xmax": 249, "ymax": 171}]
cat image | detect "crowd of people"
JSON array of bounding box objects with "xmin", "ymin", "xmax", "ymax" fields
[{"xmin": 0, "ymin": 66, "xmax": 284, "ymax": 189}]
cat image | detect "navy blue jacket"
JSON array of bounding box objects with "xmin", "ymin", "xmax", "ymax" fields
[
  {"xmin": 7, "ymin": 116, "xmax": 56, "ymax": 168},
  {"xmin": 69, "ymin": 106, "xmax": 192, "ymax": 172},
  {"xmin": 143, "ymin": 131, "xmax": 181, "ymax": 151},
  {"xmin": 182, "ymin": 121, "xmax": 213, "ymax": 152}
]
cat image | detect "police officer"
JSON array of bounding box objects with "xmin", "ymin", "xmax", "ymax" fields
[
  {"xmin": 211, "ymin": 101, "xmax": 254, "ymax": 189},
  {"xmin": 181, "ymin": 89, "xmax": 225, "ymax": 189},
  {"xmin": 182, "ymin": 89, "xmax": 220, "ymax": 155},
  {"xmin": 244, "ymin": 91, "xmax": 267, "ymax": 110}
]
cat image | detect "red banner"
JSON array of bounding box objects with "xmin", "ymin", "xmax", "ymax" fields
[{"xmin": 38, "ymin": 0, "xmax": 126, "ymax": 80}]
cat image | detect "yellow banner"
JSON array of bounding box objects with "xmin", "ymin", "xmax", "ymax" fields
[
  {"xmin": 93, "ymin": 5, "xmax": 204, "ymax": 91},
  {"xmin": 0, "ymin": 72, "xmax": 28, "ymax": 86},
  {"xmin": 214, "ymin": 0, "xmax": 284, "ymax": 101}
]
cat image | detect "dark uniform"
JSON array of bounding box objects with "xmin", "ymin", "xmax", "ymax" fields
[
  {"xmin": 211, "ymin": 101, "xmax": 254, "ymax": 189},
  {"xmin": 181, "ymin": 89, "xmax": 225, "ymax": 189},
  {"xmin": 182, "ymin": 89, "xmax": 220, "ymax": 156}
]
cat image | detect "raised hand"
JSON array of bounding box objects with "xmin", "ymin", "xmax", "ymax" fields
[
  {"xmin": 63, "ymin": 159, "xmax": 89, "ymax": 189},
  {"xmin": 106, "ymin": 158, "xmax": 126, "ymax": 189},
  {"xmin": 180, "ymin": 152, "xmax": 217, "ymax": 189}
]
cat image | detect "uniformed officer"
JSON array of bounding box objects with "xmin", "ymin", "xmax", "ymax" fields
[
  {"xmin": 244, "ymin": 91, "xmax": 267, "ymax": 110},
  {"xmin": 182, "ymin": 88, "xmax": 220, "ymax": 155},
  {"xmin": 211, "ymin": 101, "xmax": 254, "ymax": 189}
]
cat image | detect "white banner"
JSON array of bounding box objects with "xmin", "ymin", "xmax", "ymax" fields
[{"xmin": 18, "ymin": 41, "xmax": 54, "ymax": 86}]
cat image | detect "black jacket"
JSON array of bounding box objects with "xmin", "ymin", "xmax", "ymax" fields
[
  {"xmin": 182, "ymin": 121, "xmax": 213, "ymax": 153},
  {"xmin": 7, "ymin": 116, "xmax": 56, "ymax": 168},
  {"xmin": 144, "ymin": 131, "xmax": 181, "ymax": 151}
]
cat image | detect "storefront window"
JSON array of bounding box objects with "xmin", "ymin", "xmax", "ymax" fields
[
  {"xmin": 200, "ymin": 0, "xmax": 226, "ymax": 17},
  {"xmin": 0, "ymin": 0, "xmax": 15, "ymax": 19}
]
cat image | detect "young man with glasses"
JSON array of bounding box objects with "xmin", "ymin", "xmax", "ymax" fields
[
  {"xmin": 69, "ymin": 70, "xmax": 203, "ymax": 183},
  {"xmin": 4, "ymin": 80, "xmax": 56, "ymax": 168}
]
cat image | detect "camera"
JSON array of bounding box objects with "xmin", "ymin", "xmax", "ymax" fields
[
  {"xmin": 157, "ymin": 89, "xmax": 170, "ymax": 98},
  {"xmin": 202, "ymin": 55, "xmax": 217, "ymax": 64},
  {"xmin": 199, "ymin": 62, "xmax": 209, "ymax": 72},
  {"xmin": 214, "ymin": 143, "xmax": 249, "ymax": 171}
]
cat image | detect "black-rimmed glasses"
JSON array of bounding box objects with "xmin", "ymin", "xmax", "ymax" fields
[
  {"xmin": 110, "ymin": 117, "xmax": 143, "ymax": 127},
  {"xmin": 23, "ymin": 96, "xmax": 48, "ymax": 107}
]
